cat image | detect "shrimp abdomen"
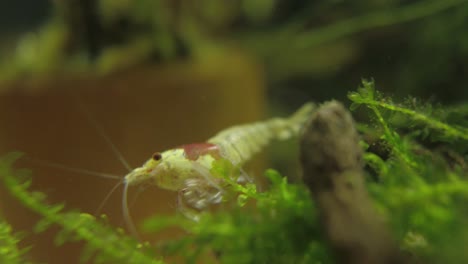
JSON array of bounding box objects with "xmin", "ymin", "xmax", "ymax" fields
[{"xmin": 208, "ymin": 103, "xmax": 315, "ymax": 165}]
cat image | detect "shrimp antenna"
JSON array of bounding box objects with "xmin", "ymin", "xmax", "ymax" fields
[
  {"xmin": 123, "ymin": 182, "xmax": 140, "ymax": 240},
  {"xmin": 117, "ymin": 185, "xmax": 147, "ymax": 227},
  {"xmin": 94, "ymin": 180, "xmax": 124, "ymax": 216},
  {"xmin": 29, "ymin": 157, "xmax": 121, "ymax": 180},
  {"xmin": 72, "ymin": 95, "xmax": 133, "ymax": 172}
]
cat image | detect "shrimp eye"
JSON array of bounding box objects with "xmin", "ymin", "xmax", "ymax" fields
[{"xmin": 152, "ymin": 152, "xmax": 162, "ymax": 161}]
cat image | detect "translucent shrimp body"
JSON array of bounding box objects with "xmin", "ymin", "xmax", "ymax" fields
[
  {"xmin": 208, "ymin": 102, "xmax": 315, "ymax": 166},
  {"xmin": 122, "ymin": 102, "xmax": 315, "ymax": 224},
  {"xmin": 124, "ymin": 102, "xmax": 315, "ymax": 190}
]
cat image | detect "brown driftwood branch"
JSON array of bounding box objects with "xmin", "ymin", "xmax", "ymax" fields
[{"xmin": 300, "ymin": 101, "xmax": 406, "ymax": 264}]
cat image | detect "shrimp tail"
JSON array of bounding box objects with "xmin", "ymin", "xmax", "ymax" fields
[
  {"xmin": 208, "ymin": 102, "xmax": 315, "ymax": 165},
  {"xmin": 273, "ymin": 102, "xmax": 316, "ymax": 140}
]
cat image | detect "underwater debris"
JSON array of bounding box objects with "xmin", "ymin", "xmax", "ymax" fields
[{"xmin": 300, "ymin": 101, "xmax": 405, "ymax": 264}]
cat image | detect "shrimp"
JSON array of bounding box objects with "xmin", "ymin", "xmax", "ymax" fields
[
  {"xmin": 123, "ymin": 102, "xmax": 315, "ymax": 222},
  {"xmin": 29, "ymin": 99, "xmax": 315, "ymax": 238}
]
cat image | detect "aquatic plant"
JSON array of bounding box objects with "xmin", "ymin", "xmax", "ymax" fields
[
  {"xmin": 0, "ymin": 82, "xmax": 467, "ymax": 263},
  {"xmin": 0, "ymin": 153, "xmax": 161, "ymax": 264},
  {"xmin": 1, "ymin": 0, "xmax": 467, "ymax": 81},
  {"xmin": 348, "ymin": 80, "xmax": 468, "ymax": 262},
  {"xmin": 0, "ymin": 219, "xmax": 30, "ymax": 264}
]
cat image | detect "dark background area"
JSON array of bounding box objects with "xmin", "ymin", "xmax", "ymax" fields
[{"xmin": 0, "ymin": 1, "xmax": 50, "ymax": 31}]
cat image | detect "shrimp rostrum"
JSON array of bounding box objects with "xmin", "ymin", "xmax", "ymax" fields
[{"xmin": 124, "ymin": 102, "xmax": 315, "ymax": 220}]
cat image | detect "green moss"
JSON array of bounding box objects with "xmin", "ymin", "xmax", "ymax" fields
[{"xmin": 349, "ymin": 80, "xmax": 468, "ymax": 262}]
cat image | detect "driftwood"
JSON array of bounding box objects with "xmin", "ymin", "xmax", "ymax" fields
[{"xmin": 300, "ymin": 101, "xmax": 406, "ymax": 264}]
